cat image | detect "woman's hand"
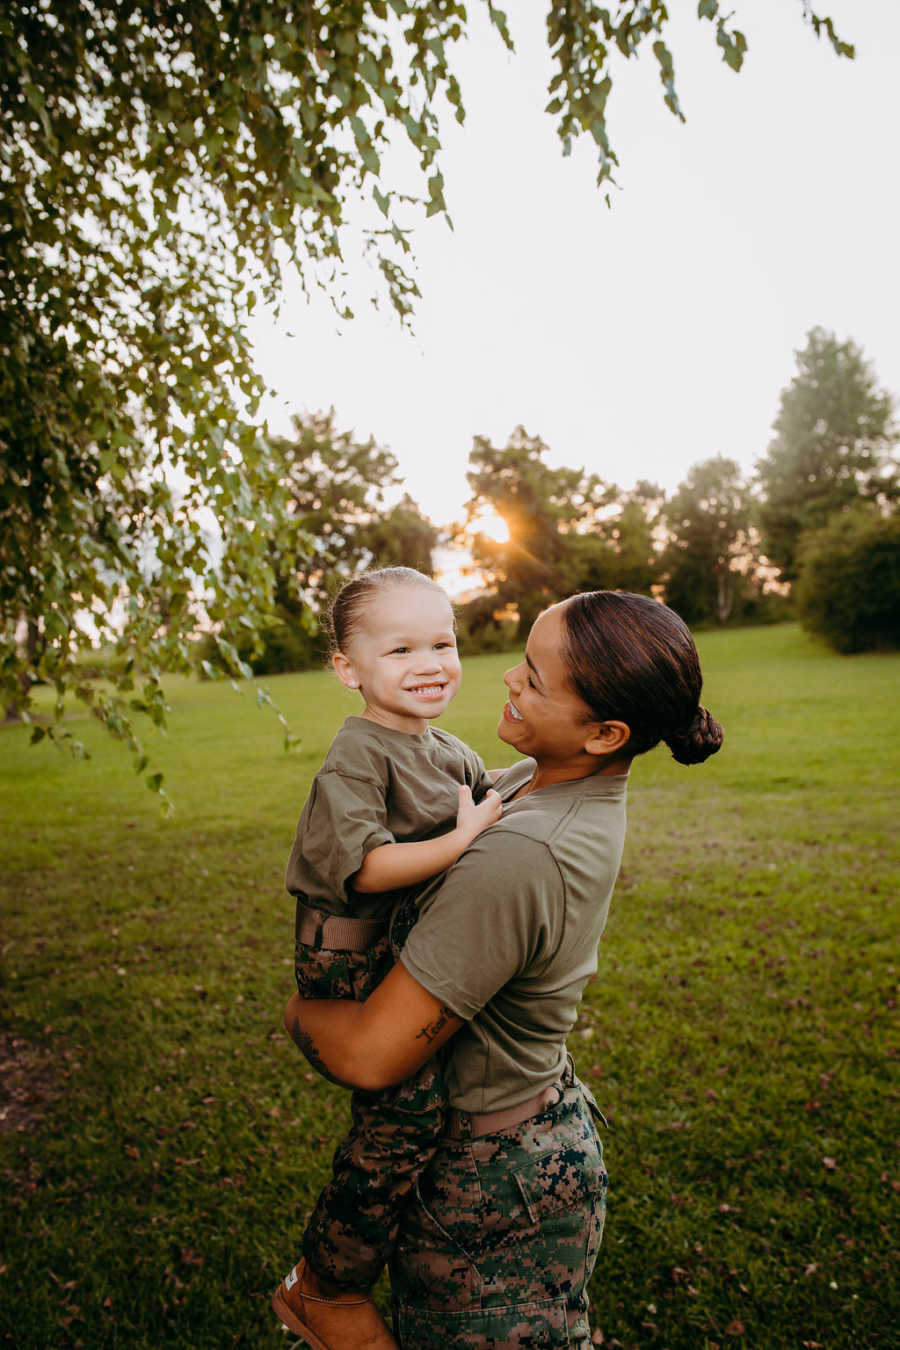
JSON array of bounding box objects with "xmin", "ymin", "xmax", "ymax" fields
[{"xmin": 284, "ymin": 960, "xmax": 463, "ymax": 1091}]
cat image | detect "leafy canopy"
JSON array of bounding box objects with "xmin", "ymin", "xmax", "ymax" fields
[
  {"xmin": 794, "ymin": 506, "xmax": 900, "ymax": 654},
  {"xmin": 462, "ymin": 429, "xmax": 670, "ymax": 636},
  {"xmin": 757, "ymin": 328, "xmax": 898, "ymax": 581},
  {"xmin": 1, "ymin": 1, "xmax": 852, "ymax": 794},
  {"xmin": 662, "ymin": 456, "xmax": 752, "ymax": 625},
  {"xmin": 266, "ymin": 409, "xmax": 437, "ymax": 620}
]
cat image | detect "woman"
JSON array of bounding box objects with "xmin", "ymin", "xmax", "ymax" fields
[{"xmin": 282, "ymin": 591, "xmax": 723, "ymax": 1348}]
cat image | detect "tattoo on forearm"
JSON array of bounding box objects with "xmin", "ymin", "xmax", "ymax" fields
[
  {"xmin": 415, "ymin": 1005, "xmax": 453, "ymax": 1045},
  {"xmin": 288, "ymin": 1014, "xmax": 353, "ymax": 1089}
]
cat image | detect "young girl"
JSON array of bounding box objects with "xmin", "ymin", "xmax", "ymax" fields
[{"xmin": 273, "ymin": 566, "xmax": 502, "ymax": 1349}]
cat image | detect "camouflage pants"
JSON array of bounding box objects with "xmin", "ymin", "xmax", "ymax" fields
[
  {"xmin": 293, "ymin": 913, "xmax": 393, "ymax": 1004},
  {"xmin": 389, "ymin": 1072, "xmax": 607, "ymax": 1349},
  {"xmin": 295, "ymin": 909, "xmax": 447, "ymax": 1289}
]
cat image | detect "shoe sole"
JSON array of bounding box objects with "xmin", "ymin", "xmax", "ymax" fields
[{"xmin": 271, "ymin": 1285, "xmax": 330, "ymax": 1350}]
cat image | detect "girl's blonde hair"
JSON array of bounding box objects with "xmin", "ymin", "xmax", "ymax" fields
[{"xmin": 328, "ymin": 567, "xmax": 447, "ymax": 653}]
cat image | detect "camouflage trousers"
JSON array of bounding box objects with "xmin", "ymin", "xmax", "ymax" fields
[
  {"xmin": 293, "ymin": 913, "xmax": 393, "ymax": 1004},
  {"xmin": 294, "ymin": 909, "xmax": 447, "ymax": 1290},
  {"xmin": 389, "ymin": 1070, "xmax": 607, "ymax": 1349}
]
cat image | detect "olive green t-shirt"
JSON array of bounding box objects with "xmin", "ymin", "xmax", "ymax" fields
[
  {"xmin": 285, "ymin": 716, "xmax": 492, "ymax": 922},
  {"xmin": 400, "ymin": 758, "xmax": 628, "ymax": 1111}
]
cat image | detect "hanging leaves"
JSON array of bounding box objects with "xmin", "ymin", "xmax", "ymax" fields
[{"xmin": 0, "ymin": 2, "xmax": 854, "ymax": 796}]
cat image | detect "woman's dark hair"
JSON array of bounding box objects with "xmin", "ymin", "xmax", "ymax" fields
[
  {"xmin": 329, "ymin": 567, "xmax": 446, "ymax": 653},
  {"xmin": 560, "ymin": 591, "xmax": 724, "ymax": 765}
]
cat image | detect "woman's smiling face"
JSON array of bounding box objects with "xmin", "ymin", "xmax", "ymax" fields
[{"xmin": 499, "ymin": 601, "xmax": 610, "ymax": 773}]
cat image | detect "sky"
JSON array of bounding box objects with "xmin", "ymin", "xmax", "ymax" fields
[{"xmin": 247, "ymin": 0, "xmax": 900, "ymax": 540}]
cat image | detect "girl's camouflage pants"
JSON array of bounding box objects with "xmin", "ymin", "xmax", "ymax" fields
[
  {"xmin": 389, "ymin": 1070, "xmax": 607, "ymax": 1350},
  {"xmin": 295, "ymin": 918, "xmax": 447, "ymax": 1290}
]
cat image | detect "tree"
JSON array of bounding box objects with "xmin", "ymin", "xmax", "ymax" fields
[
  {"xmin": 1, "ymin": 3, "xmax": 853, "ymax": 785},
  {"xmin": 794, "ymin": 506, "xmax": 900, "ymax": 653},
  {"xmin": 565, "ymin": 480, "xmax": 665, "ymax": 597},
  {"xmin": 661, "ymin": 456, "xmax": 752, "ymax": 625},
  {"xmin": 361, "ymin": 495, "xmax": 439, "ymax": 579},
  {"xmin": 238, "ymin": 413, "xmax": 436, "ymax": 668},
  {"xmin": 757, "ymin": 329, "xmax": 898, "ymax": 580},
  {"xmin": 204, "ymin": 413, "xmax": 437, "ymax": 675},
  {"xmin": 462, "ymin": 428, "xmax": 616, "ymax": 637},
  {"xmin": 267, "ymin": 410, "xmax": 420, "ymax": 617}
]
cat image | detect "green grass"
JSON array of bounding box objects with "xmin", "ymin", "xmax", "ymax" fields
[{"xmin": 1, "ymin": 624, "xmax": 897, "ymax": 1349}]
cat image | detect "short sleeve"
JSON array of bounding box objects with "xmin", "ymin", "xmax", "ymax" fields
[
  {"xmin": 464, "ymin": 747, "xmax": 493, "ymax": 802},
  {"xmin": 399, "ymin": 829, "xmax": 563, "ymax": 1020},
  {"xmin": 296, "ymin": 770, "xmax": 395, "ymax": 903}
]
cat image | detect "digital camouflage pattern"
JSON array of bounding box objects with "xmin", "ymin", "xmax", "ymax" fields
[
  {"xmin": 296, "ymin": 895, "xmax": 609, "ymax": 1341},
  {"xmin": 388, "ymin": 886, "xmax": 421, "ymax": 957},
  {"xmin": 302, "ymin": 1057, "xmax": 447, "ymax": 1289},
  {"xmin": 390, "ymin": 1074, "xmax": 607, "ymax": 1350},
  {"xmin": 295, "ymin": 899, "xmax": 447, "ymax": 1290},
  {"xmin": 293, "ymin": 914, "xmax": 392, "ymax": 1003}
]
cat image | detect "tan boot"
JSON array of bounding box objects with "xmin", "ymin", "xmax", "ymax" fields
[{"xmin": 271, "ymin": 1257, "xmax": 399, "ymax": 1350}]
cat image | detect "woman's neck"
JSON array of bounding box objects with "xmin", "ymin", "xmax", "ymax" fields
[{"xmin": 518, "ymin": 754, "xmax": 629, "ymax": 797}]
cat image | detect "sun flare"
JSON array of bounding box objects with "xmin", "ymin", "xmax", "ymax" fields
[{"xmin": 471, "ymin": 510, "xmax": 510, "ymax": 544}]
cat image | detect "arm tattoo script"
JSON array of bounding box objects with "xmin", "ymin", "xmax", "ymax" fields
[
  {"xmin": 287, "ymin": 1012, "xmax": 353, "ymax": 1090},
  {"xmin": 415, "ymin": 1005, "xmax": 453, "ymax": 1046}
]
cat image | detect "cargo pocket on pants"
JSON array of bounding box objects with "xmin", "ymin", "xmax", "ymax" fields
[
  {"xmin": 514, "ymin": 1145, "xmax": 608, "ymax": 1288},
  {"xmin": 396, "ymin": 1295, "xmax": 570, "ymax": 1349},
  {"xmin": 513, "ymin": 1146, "xmax": 607, "ymax": 1224}
]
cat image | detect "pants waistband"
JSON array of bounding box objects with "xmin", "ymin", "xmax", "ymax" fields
[
  {"xmin": 445, "ymin": 1083, "xmax": 562, "ymax": 1140},
  {"xmin": 295, "ymin": 897, "xmax": 388, "ymax": 953}
]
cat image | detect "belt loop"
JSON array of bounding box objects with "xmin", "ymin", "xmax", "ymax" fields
[
  {"xmin": 448, "ymin": 1109, "xmax": 473, "ymax": 1140},
  {"xmin": 577, "ymin": 1073, "xmax": 610, "ymax": 1130},
  {"xmin": 295, "ymin": 896, "xmax": 325, "ymax": 951}
]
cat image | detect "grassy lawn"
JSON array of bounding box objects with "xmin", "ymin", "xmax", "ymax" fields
[{"xmin": 1, "ymin": 623, "xmax": 897, "ymax": 1349}]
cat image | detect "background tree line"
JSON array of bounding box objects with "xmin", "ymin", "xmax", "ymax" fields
[
  {"xmin": 213, "ymin": 324, "xmax": 897, "ymax": 676},
  {"xmin": 0, "ymin": 0, "xmax": 867, "ymax": 789}
]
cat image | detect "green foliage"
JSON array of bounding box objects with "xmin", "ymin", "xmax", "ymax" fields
[
  {"xmin": 731, "ymin": 585, "xmax": 795, "ymax": 628},
  {"xmin": 1, "ymin": 626, "xmax": 896, "ymax": 1347},
  {"xmin": 259, "ymin": 411, "xmax": 436, "ymax": 650},
  {"xmin": 210, "ymin": 411, "xmax": 437, "ymax": 673},
  {"xmin": 565, "ymin": 480, "xmax": 665, "ymax": 597},
  {"xmin": 794, "ymin": 507, "xmax": 900, "ymax": 653},
  {"xmin": 195, "ymin": 609, "xmax": 328, "ymax": 678},
  {"xmin": 1, "ymin": 2, "xmax": 854, "ymax": 789},
  {"xmin": 264, "ymin": 410, "xmax": 433, "ymax": 615},
  {"xmin": 0, "ymin": 0, "xmax": 485, "ymax": 787},
  {"xmin": 544, "ymin": 2, "xmax": 851, "ymax": 188},
  {"xmin": 757, "ymin": 329, "xmax": 898, "ymax": 581},
  {"xmin": 661, "ymin": 456, "xmax": 754, "ymax": 625},
  {"xmin": 455, "ymin": 592, "xmax": 519, "ymax": 655},
  {"xmin": 361, "ymin": 493, "xmax": 440, "ymax": 578},
  {"xmin": 462, "ymin": 426, "xmax": 620, "ymax": 636}
]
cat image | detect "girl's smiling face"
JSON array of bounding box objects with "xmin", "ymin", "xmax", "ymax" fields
[
  {"xmin": 333, "ymin": 584, "xmax": 461, "ymax": 733},
  {"xmin": 499, "ymin": 601, "xmax": 628, "ymax": 781}
]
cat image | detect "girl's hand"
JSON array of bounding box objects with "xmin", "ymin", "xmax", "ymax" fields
[{"xmin": 455, "ymin": 784, "xmax": 502, "ymax": 845}]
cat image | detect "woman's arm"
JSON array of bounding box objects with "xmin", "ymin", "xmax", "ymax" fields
[{"xmin": 284, "ymin": 960, "xmax": 463, "ymax": 1091}]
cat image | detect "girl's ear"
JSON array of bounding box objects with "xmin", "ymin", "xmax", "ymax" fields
[
  {"xmin": 584, "ymin": 720, "xmax": 630, "ymax": 758},
  {"xmin": 332, "ymin": 651, "xmax": 360, "ymax": 690}
]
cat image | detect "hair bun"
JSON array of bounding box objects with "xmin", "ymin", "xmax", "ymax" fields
[{"xmin": 664, "ymin": 705, "xmax": 724, "ymax": 766}]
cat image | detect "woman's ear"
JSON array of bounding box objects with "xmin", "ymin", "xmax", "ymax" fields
[
  {"xmin": 584, "ymin": 721, "xmax": 630, "ymax": 757},
  {"xmin": 332, "ymin": 651, "xmax": 360, "ymax": 690}
]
